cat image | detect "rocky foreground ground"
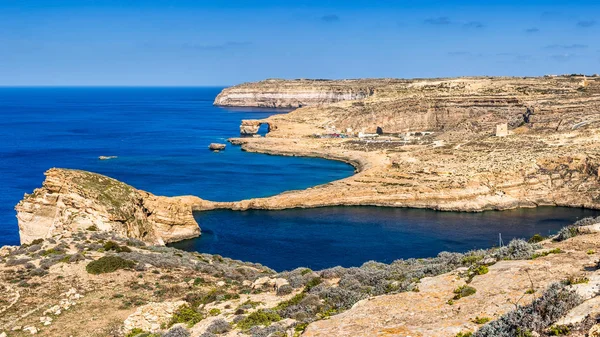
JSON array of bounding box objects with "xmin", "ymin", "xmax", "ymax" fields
[{"xmin": 2, "ymin": 218, "xmax": 600, "ymax": 337}]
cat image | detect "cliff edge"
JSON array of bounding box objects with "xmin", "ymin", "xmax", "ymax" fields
[
  {"xmin": 15, "ymin": 168, "xmax": 208, "ymax": 245},
  {"xmin": 213, "ymin": 78, "xmax": 387, "ymax": 108}
]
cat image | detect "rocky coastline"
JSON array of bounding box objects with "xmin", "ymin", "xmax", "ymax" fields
[{"xmin": 4, "ymin": 75, "xmax": 600, "ymax": 337}]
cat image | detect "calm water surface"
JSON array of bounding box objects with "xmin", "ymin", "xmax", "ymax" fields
[{"xmin": 170, "ymin": 206, "xmax": 600, "ymax": 271}]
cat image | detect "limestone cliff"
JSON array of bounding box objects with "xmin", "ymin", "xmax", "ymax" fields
[
  {"xmin": 14, "ymin": 168, "xmax": 207, "ymax": 245},
  {"xmin": 213, "ymin": 78, "xmax": 387, "ymax": 108},
  {"xmin": 222, "ymin": 75, "xmax": 600, "ymax": 212}
]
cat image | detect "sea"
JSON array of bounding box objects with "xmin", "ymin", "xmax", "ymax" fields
[{"xmin": 1, "ymin": 87, "xmax": 598, "ymax": 271}]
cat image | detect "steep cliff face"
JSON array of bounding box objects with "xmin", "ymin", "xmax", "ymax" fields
[
  {"xmin": 15, "ymin": 168, "xmax": 206, "ymax": 245},
  {"xmin": 214, "ymin": 79, "xmax": 384, "ymax": 108}
]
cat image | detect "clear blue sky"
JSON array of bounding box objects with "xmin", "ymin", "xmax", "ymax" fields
[{"xmin": 1, "ymin": 0, "xmax": 598, "ymax": 86}]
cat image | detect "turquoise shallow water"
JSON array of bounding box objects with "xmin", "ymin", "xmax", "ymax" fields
[{"xmin": 0, "ymin": 87, "xmax": 354, "ymax": 246}]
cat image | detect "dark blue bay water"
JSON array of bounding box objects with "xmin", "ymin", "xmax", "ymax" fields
[
  {"xmin": 172, "ymin": 207, "xmax": 600, "ymax": 271},
  {"xmin": 0, "ymin": 87, "xmax": 353, "ymax": 246}
]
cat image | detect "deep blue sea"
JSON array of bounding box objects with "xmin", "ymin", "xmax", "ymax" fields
[
  {"xmin": 1, "ymin": 87, "xmax": 598, "ymax": 271},
  {"xmin": 0, "ymin": 87, "xmax": 353, "ymax": 246}
]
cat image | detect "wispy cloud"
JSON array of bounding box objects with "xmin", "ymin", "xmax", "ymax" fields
[
  {"xmin": 424, "ymin": 17, "xmax": 451, "ymax": 25},
  {"xmin": 550, "ymin": 53, "xmax": 578, "ymax": 62},
  {"xmin": 178, "ymin": 41, "xmax": 252, "ymax": 51},
  {"xmin": 424, "ymin": 17, "xmax": 484, "ymax": 29},
  {"xmin": 464, "ymin": 21, "xmax": 485, "ymax": 29},
  {"xmin": 577, "ymin": 20, "xmax": 596, "ymax": 28},
  {"xmin": 497, "ymin": 52, "xmax": 535, "ymax": 62},
  {"xmin": 544, "ymin": 44, "xmax": 588, "ymax": 50},
  {"xmin": 321, "ymin": 14, "xmax": 340, "ymax": 23},
  {"xmin": 525, "ymin": 27, "xmax": 540, "ymax": 33},
  {"xmin": 447, "ymin": 51, "xmax": 471, "ymax": 56}
]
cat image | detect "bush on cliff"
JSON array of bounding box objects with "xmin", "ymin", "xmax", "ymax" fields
[
  {"xmin": 86, "ymin": 256, "xmax": 136, "ymax": 274},
  {"xmin": 168, "ymin": 304, "xmax": 204, "ymax": 328},
  {"xmin": 473, "ymin": 283, "xmax": 581, "ymax": 337},
  {"xmin": 236, "ymin": 309, "xmax": 281, "ymax": 331}
]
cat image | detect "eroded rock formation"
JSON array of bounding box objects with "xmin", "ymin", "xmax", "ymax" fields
[
  {"xmin": 214, "ymin": 78, "xmax": 380, "ymax": 108},
  {"xmin": 14, "ymin": 168, "xmax": 208, "ymax": 245}
]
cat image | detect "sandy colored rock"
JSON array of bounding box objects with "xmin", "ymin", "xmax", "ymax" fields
[
  {"xmin": 214, "ymin": 75, "xmax": 600, "ymax": 212},
  {"xmin": 303, "ymin": 231, "xmax": 600, "ymax": 337},
  {"xmin": 208, "ymin": 143, "xmax": 226, "ymax": 151},
  {"xmin": 123, "ymin": 301, "xmax": 186, "ymax": 333},
  {"xmin": 14, "ymin": 168, "xmax": 209, "ymax": 245},
  {"xmin": 214, "ymin": 78, "xmax": 377, "ymax": 108}
]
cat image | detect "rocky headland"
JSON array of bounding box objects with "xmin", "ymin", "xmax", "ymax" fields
[
  {"xmin": 15, "ymin": 168, "xmax": 213, "ymax": 246},
  {"xmin": 4, "ymin": 75, "xmax": 600, "ymax": 337}
]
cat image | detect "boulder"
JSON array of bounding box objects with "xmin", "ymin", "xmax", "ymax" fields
[{"xmin": 209, "ymin": 143, "xmax": 226, "ymax": 151}]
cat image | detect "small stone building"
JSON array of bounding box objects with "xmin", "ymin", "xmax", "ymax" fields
[{"xmin": 496, "ymin": 123, "xmax": 508, "ymax": 137}]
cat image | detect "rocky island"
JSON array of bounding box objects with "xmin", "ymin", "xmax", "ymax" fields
[{"xmin": 4, "ymin": 75, "xmax": 600, "ymax": 337}]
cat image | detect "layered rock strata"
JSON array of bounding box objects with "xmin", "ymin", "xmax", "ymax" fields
[
  {"xmin": 214, "ymin": 78, "xmax": 384, "ymax": 108},
  {"xmin": 14, "ymin": 168, "xmax": 210, "ymax": 245}
]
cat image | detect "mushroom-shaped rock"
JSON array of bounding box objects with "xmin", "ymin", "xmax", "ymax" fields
[{"xmin": 209, "ymin": 143, "xmax": 226, "ymax": 151}]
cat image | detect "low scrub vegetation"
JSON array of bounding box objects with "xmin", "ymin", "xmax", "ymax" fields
[
  {"xmin": 168, "ymin": 304, "xmax": 204, "ymax": 328},
  {"xmin": 236, "ymin": 309, "xmax": 282, "ymax": 331},
  {"xmin": 86, "ymin": 256, "xmax": 135, "ymax": 274},
  {"xmin": 473, "ymin": 283, "xmax": 581, "ymax": 337}
]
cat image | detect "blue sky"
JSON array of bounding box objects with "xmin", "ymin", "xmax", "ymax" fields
[{"xmin": 1, "ymin": 0, "xmax": 598, "ymax": 86}]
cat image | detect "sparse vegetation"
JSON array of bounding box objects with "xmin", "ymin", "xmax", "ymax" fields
[
  {"xmin": 473, "ymin": 316, "xmax": 491, "ymax": 324},
  {"xmin": 527, "ymin": 234, "xmax": 546, "ymax": 243},
  {"xmin": 453, "ymin": 285, "xmax": 477, "ymax": 300},
  {"xmin": 563, "ymin": 275, "xmax": 589, "ymax": 285},
  {"xmin": 168, "ymin": 304, "xmax": 204, "ymax": 328},
  {"xmin": 86, "ymin": 256, "xmax": 136, "ymax": 274},
  {"xmin": 236, "ymin": 309, "xmax": 282, "ymax": 331},
  {"xmin": 473, "ymin": 283, "xmax": 581, "ymax": 337},
  {"xmin": 456, "ymin": 332, "xmax": 473, "ymax": 337},
  {"xmin": 548, "ymin": 325, "xmax": 570, "ymax": 336}
]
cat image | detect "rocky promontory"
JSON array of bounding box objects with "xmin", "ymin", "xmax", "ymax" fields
[
  {"xmin": 213, "ymin": 78, "xmax": 389, "ymax": 108},
  {"xmin": 15, "ymin": 168, "xmax": 210, "ymax": 245}
]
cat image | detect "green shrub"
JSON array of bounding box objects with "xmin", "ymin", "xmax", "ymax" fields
[
  {"xmin": 456, "ymin": 332, "xmax": 473, "ymax": 337},
  {"xmin": 275, "ymin": 293, "xmax": 306, "ymax": 311},
  {"xmin": 453, "ymin": 285, "xmax": 476, "ymax": 300},
  {"xmin": 473, "ymin": 265, "xmax": 489, "ymax": 275},
  {"xmin": 564, "ymin": 275, "xmax": 589, "ymax": 285},
  {"xmin": 473, "ymin": 283, "xmax": 581, "ymax": 337},
  {"xmin": 168, "ymin": 304, "xmax": 204, "ymax": 327},
  {"xmin": 548, "ymin": 325, "xmax": 570, "ymax": 335},
  {"xmin": 532, "ymin": 248, "xmax": 562, "ymax": 259},
  {"xmin": 473, "ymin": 316, "xmax": 491, "ymax": 324},
  {"xmin": 103, "ymin": 241, "xmax": 131, "ymax": 253},
  {"xmin": 208, "ymin": 308, "xmax": 221, "ymax": 316},
  {"xmin": 126, "ymin": 328, "xmax": 145, "ymax": 337},
  {"xmin": 87, "ymin": 225, "xmax": 98, "ymax": 231},
  {"xmin": 86, "ymin": 256, "xmax": 135, "ymax": 274},
  {"xmin": 236, "ymin": 310, "xmax": 281, "ymax": 331},
  {"xmin": 527, "ymin": 234, "xmax": 546, "ymax": 243},
  {"xmin": 304, "ymin": 277, "xmax": 322, "ymax": 292}
]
